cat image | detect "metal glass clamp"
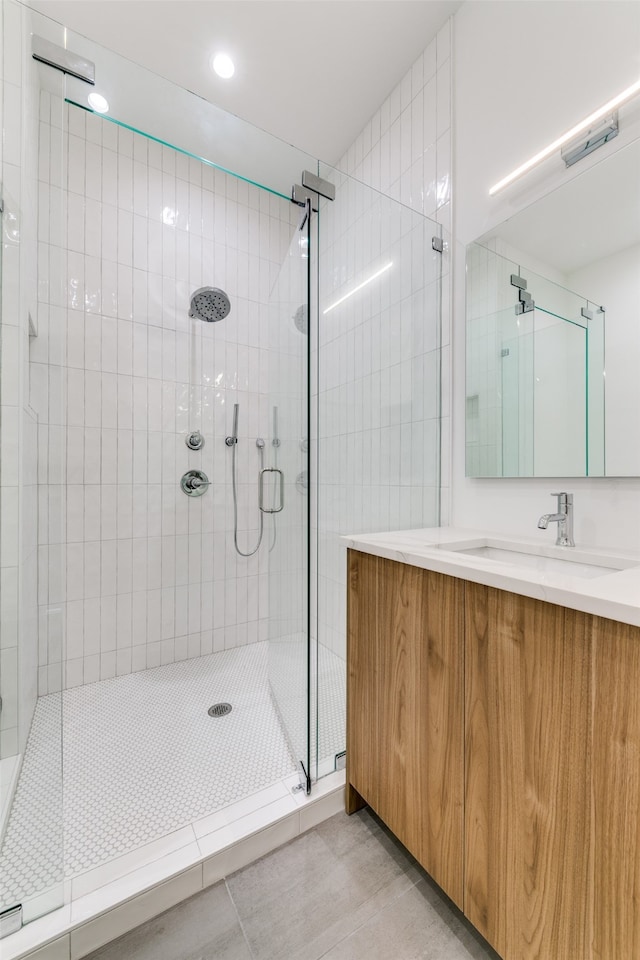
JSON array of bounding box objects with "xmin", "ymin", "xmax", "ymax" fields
[{"xmin": 259, "ymin": 468, "xmax": 284, "ymax": 514}]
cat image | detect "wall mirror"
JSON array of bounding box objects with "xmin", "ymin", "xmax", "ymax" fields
[{"xmin": 465, "ymin": 135, "xmax": 640, "ymax": 477}]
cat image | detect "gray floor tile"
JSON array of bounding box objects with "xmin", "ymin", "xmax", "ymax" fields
[
  {"xmin": 81, "ymin": 808, "xmax": 500, "ymax": 960},
  {"xmin": 82, "ymin": 882, "xmax": 252, "ymax": 960},
  {"xmin": 319, "ymin": 877, "xmax": 500, "ymax": 960},
  {"xmin": 226, "ymin": 809, "xmax": 423, "ymax": 960}
]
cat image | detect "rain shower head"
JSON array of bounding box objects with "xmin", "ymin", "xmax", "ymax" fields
[{"xmin": 189, "ymin": 287, "xmax": 231, "ymax": 322}]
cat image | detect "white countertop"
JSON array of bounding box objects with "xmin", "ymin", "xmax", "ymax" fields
[{"xmin": 341, "ymin": 527, "xmax": 640, "ymax": 628}]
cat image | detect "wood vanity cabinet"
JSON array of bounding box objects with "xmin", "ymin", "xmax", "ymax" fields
[
  {"xmin": 347, "ymin": 549, "xmax": 640, "ymax": 960},
  {"xmin": 464, "ymin": 583, "xmax": 592, "ymax": 959},
  {"xmin": 346, "ymin": 549, "xmax": 465, "ymax": 908}
]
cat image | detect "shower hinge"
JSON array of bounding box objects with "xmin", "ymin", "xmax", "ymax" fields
[
  {"xmin": 32, "ymin": 36, "xmax": 95, "ymax": 85},
  {"xmin": 515, "ymin": 290, "xmax": 534, "ymax": 315},
  {"xmin": 292, "ymin": 184, "xmax": 318, "ymax": 212},
  {"xmin": 292, "ymin": 171, "xmax": 336, "ymax": 211},
  {"xmin": 581, "ymin": 307, "xmax": 594, "ymax": 322},
  {"xmin": 511, "ymin": 276, "xmax": 534, "ymax": 315},
  {"xmin": 301, "ymin": 170, "xmax": 336, "ymax": 201},
  {"xmin": 432, "ymin": 236, "xmax": 444, "ymax": 253},
  {"xmin": 0, "ymin": 904, "xmax": 23, "ymax": 939},
  {"xmin": 334, "ymin": 750, "xmax": 346, "ymax": 771}
]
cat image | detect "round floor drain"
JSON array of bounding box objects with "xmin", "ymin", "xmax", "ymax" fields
[{"xmin": 208, "ymin": 702, "xmax": 232, "ymax": 718}]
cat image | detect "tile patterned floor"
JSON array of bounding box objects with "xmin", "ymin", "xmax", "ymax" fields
[
  {"xmin": 0, "ymin": 644, "xmax": 297, "ymax": 909},
  {"xmin": 269, "ymin": 637, "xmax": 346, "ymax": 773},
  {"xmin": 84, "ymin": 809, "xmax": 500, "ymax": 960},
  {"xmin": 0, "ymin": 696, "xmax": 64, "ymax": 909},
  {"xmin": 0, "ymin": 640, "xmax": 347, "ymax": 914}
]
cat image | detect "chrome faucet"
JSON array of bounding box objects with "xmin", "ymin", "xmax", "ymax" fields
[{"xmin": 538, "ymin": 492, "xmax": 575, "ymax": 546}]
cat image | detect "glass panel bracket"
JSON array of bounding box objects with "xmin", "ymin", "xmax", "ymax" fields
[
  {"xmin": 511, "ymin": 276, "xmax": 534, "ymax": 314},
  {"xmin": 0, "ymin": 904, "xmax": 23, "ymax": 940},
  {"xmin": 292, "ymin": 171, "xmax": 335, "ymax": 211},
  {"xmin": 32, "ymin": 36, "xmax": 95, "ymax": 84},
  {"xmin": 291, "ymin": 760, "xmax": 311, "ymax": 795}
]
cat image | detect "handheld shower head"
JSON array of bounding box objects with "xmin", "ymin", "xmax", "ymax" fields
[{"xmin": 225, "ymin": 403, "xmax": 239, "ymax": 446}]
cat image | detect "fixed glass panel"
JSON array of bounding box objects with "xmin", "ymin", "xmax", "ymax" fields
[
  {"xmin": 266, "ymin": 208, "xmax": 310, "ymax": 786},
  {"xmin": 0, "ymin": 0, "xmax": 66, "ymax": 925},
  {"xmin": 315, "ymin": 164, "xmax": 442, "ymax": 779},
  {"xmin": 3, "ymin": 1, "xmax": 316, "ymax": 936},
  {"xmin": 62, "ymin": 25, "xmax": 315, "ymax": 200}
]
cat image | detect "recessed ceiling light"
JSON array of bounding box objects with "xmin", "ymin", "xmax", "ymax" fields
[
  {"xmin": 88, "ymin": 92, "xmax": 109, "ymax": 114},
  {"xmin": 211, "ymin": 52, "xmax": 235, "ymax": 79}
]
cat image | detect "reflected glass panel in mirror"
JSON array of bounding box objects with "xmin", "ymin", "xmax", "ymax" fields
[
  {"xmin": 465, "ymin": 133, "xmax": 640, "ymax": 477},
  {"xmin": 466, "ymin": 243, "xmax": 605, "ymax": 477}
]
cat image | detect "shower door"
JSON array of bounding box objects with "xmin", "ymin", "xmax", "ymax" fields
[{"xmin": 266, "ymin": 203, "xmax": 311, "ymax": 791}]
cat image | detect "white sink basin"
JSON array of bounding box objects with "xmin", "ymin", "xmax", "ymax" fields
[{"xmin": 434, "ymin": 538, "xmax": 640, "ymax": 580}]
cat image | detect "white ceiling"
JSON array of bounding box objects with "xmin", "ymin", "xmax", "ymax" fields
[{"xmin": 28, "ymin": 0, "xmax": 461, "ymax": 164}]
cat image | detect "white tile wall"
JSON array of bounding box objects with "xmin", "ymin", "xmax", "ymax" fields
[
  {"xmin": 35, "ymin": 102, "xmax": 299, "ymax": 690},
  {"xmin": 315, "ymin": 22, "xmax": 452, "ymax": 678},
  {"xmin": 0, "ymin": 0, "xmax": 43, "ymax": 760}
]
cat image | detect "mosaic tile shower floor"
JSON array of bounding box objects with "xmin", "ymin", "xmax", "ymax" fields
[
  {"xmin": 0, "ymin": 641, "xmax": 346, "ymax": 912},
  {"xmin": 1, "ymin": 644, "xmax": 292, "ymax": 908}
]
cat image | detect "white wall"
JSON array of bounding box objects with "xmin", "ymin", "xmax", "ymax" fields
[
  {"xmin": 452, "ymin": 0, "xmax": 640, "ymax": 551},
  {"xmin": 315, "ymin": 21, "xmax": 453, "ymax": 665}
]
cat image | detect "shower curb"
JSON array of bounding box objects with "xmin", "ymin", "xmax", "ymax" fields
[{"xmin": 4, "ymin": 772, "xmax": 346, "ymax": 960}]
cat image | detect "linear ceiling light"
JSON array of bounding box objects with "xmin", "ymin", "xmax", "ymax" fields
[
  {"xmin": 489, "ymin": 76, "xmax": 640, "ymax": 196},
  {"xmin": 322, "ymin": 262, "xmax": 393, "ymax": 315}
]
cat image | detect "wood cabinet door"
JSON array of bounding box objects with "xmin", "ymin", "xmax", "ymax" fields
[
  {"xmin": 591, "ymin": 615, "xmax": 640, "ymax": 960},
  {"xmin": 464, "ymin": 583, "xmax": 592, "ymax": 960},
  {"xmin": 347, "ymin": 550, "xmax": 464, "ymax": 908},
  {"xmin": 346, "ymin": 549, "xmax": 381, "ymax": 815}
]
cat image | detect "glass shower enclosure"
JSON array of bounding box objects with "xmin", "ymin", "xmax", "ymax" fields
[
  {"xmin": 0, "ymin": 0, "xmax": 443, "ymax": 943},
  {"xmin": 267, "ymin": 202, "xmax": 312, "ymax": 790}
]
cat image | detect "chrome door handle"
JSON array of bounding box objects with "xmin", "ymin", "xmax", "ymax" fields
[{"xmin": 259, "ymin": 468, "xmax": 284, "ymax": 513}]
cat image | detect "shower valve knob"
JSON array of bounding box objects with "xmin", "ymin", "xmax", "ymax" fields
[
  {"xmin": 181, "ymin": 470, "xmax": 211, "ymax": 497},
  {"xmin": 185, "ymin": 431, "xmax": 204, "ymax": 451}
]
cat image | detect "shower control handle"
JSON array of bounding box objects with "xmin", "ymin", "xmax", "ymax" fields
[
  {"xmin": 181, "ymin": 470, "xmax": 211, "ymax": 497},
  {"xmin": 259, "ymin": 468, "xmax": 284, "ymax": 514}
]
